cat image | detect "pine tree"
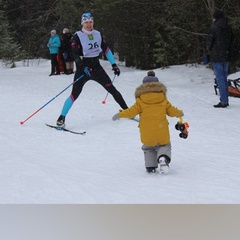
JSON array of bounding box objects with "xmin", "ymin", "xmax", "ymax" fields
[{"xmin": 0, "ymin": 0, "xmax": 23, "ymax": 67}]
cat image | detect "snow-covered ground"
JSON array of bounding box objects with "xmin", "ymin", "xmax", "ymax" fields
[{"xmin": 1, "ymin": 59, "xmax": 240, "ymax": 203}]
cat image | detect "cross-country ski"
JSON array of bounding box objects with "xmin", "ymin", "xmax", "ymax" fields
[{"xmin": 45, "ymin": 123, "xmax": 86, "ymax": 135}]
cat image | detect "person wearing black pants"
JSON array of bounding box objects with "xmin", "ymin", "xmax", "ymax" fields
[
  {"xmin": 56, "ymin": 13, "xmax": 128, "ymax": 126},
  {"xmin": 47, "ymin": 29, "xmax": 61, "ymax": 76},
  {"xmin": 50, "ymin": 53, "xmax": 60, "ymax": 75}
]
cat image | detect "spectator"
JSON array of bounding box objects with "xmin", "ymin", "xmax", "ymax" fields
[
  {"xmin": 61, "ymin": 28, "xmax": 74, "ymax": 74},
  {"xmin": 47, "ymin": 30, "xmax": 61, "ymax": 76},
  {"xmin": 206, "ymin": 9, "xmax": 233, "ymax": 108}
]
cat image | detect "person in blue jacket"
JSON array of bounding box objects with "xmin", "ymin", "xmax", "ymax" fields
[
  {"xmin": 56, "ymin": 13, "xmax": 128, "ymax": 126},
  {"xmin": 47, "ymin": 29, "xmax": 61, "ymax": 76}
]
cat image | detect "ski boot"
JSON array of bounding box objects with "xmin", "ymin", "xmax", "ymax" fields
[
  {"xmin": 175, "ymin": 117, "xmax": 189, "ymax": 139},
  {"xmin": 56, "ymin": 115, "xmax": 66, "ymax": 127}
]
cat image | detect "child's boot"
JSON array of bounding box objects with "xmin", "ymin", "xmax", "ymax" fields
[
  {"xmin": 158, "ymin": 155, "xmax": 170, "ymax": 174},
  {"xmin": 146, "ymin": 167, "xmax": 157, "ymax": 173}
]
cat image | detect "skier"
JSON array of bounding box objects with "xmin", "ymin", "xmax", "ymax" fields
[
  {"xmin": 56, "ymin": 12, "xmax": 128, "ymax": 126},
  {"xmin": 112, "ymin": 71, "xmax": 184, "ymax": 174}
]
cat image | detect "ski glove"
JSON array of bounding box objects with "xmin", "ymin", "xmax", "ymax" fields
[
  {"xmin": 75, "ymin": 57, "xmax": 91, "ymax": 77},
  {"xmin": 112, "ymin": 113, "xmax": 120, "ymax": 121},
  {"xmin": 83, "ymin": 67, "xmax": 91, "ymax": 77},
  {"xmin": 112, "ymin": 64, "xmax": 120, "ymax": 76},
  {"xmin": 63, "ymin": 52, "xmax": 68, "ymax": 60}
]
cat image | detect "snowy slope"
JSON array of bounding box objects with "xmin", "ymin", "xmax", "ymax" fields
[{"xmin": 1, "ymin": 59, "xmax": 240, "ymax": 203}]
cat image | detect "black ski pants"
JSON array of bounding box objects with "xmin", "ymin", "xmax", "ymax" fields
[{"xmin": 71, "ymin": 64, "xmax": 128, "ymax": 110}]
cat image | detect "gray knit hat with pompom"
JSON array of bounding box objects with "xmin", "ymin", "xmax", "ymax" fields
[{"xmin": 142, "ymin": 70, "xmax": 159, "ymax": 83}]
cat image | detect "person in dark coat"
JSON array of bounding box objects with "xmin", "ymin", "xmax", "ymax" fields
[
  {"xmin": 206, "ymin": 9, "xmax": 233, "ymax": 108},
  {"xmin": 61, "ymin": 28, "xmax": 74, "ymax": 74}
]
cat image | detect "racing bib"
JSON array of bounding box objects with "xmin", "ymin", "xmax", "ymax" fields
[{"xmin": 76, "ymin": 30, "xmax": 102, "ymax": 57}]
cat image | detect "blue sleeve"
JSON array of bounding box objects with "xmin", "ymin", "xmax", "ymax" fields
[
  {"xmin": 52, "ymin": 36, "xmax": 61, "ymax": 48},
  {"xmin": 105, "ymin": 49, "xmax": 116, "ymax": 65},
  {"xmin": 56, "ymin": 36, "xmax": 61, "ymax": 48},
  {"xmin": 100, "ymin": 32, "xmax": 116, "ymax": 65}
]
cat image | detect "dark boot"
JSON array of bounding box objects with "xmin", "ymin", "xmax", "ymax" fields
[
  {"xmin": 56, "ymin": 115, "xmax": 65, "ymax": 126},
  {"xmin": 56, "ymin": 65, "xmax": 60, "ymax": 75},
  {"xmin": 49, "ymin": 65, "xmax": 55, "ymax": 76},
  {"xmin": 213, "ymin": 102, "xmax": 228, "ymax": 108},
  {"xmin": 146, "ymin": 167, "xmax": 157, "ymax": 173}
]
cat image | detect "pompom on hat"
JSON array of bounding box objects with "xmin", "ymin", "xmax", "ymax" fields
[
  {"xmin": 213, "ymin": 9, "xmax": 224, "ymax": 20},
  {"xmin": 142, "ymin": 70, "xmax": 159, "ymax": 83},
  {"xmin": 81, "ymin": 12, "xmax": 94, "ymax": 24}
]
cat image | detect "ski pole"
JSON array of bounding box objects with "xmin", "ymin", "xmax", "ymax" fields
[
  {"xmin": 20, "ymin": 74, "xmax": 84, "ymax": 125},
  {"xmin": 102, "ymin": 75, "xmax": 116, "ymax": 104}
]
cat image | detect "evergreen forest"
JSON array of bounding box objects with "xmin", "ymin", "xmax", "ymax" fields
[{"xmin": 0, "ymin": 0, "xmax": 240, "ymax": 71}]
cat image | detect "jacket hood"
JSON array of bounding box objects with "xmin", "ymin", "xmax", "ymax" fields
[
  {"xmin": 135, "ymin": 82, "xmax": 167, "ymax": 104},
  {"xmin": 214, "ymin": 17, "xmax": 228, "ymax": 29}
]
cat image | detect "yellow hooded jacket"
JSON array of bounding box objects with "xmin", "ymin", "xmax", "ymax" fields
[{"xmin": 118, "ymin": 82, "xmax": 183, "ymax": 146}]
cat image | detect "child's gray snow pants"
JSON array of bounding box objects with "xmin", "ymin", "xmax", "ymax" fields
[{"xmin": 141, "ymin": 143, "xmax": 171, "ymax": 168}]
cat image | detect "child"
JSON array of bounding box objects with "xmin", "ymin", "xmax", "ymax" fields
[{"xmin": 112, "ymin": 71, "xmax": 184, "ymax": 174}]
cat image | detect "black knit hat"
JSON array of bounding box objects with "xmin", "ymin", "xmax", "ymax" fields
[{"xmin": 213, "ymin": 9, "xmax": 224, "ymax": 20}]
